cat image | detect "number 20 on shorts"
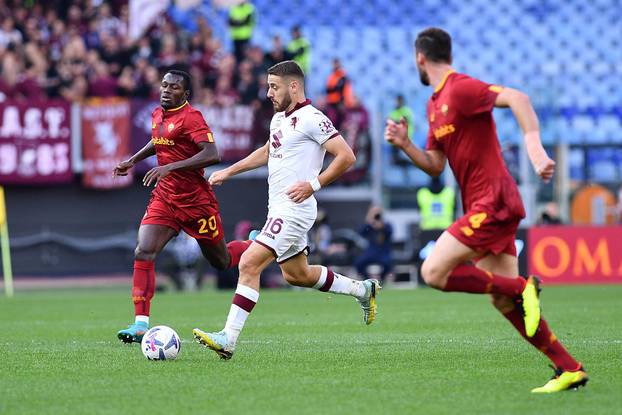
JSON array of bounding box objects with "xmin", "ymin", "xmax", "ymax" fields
[
  {"xmin": 460, "ymin": 212, "xmax": 487, "ymax": 237},
  {"xmin": 197, "ymin": 215, "xmax": 219, "ymax": 238}
]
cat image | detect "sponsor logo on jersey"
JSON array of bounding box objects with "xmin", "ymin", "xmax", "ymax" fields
[
  {"xmin": 290, "ymin": 116, "xmax": 298, "ymax": 129},
  {"xmin": 151, "ymin": 136, "xmax": 175, "ymax": 145},
  {"xmin": 271, "ymin": 130, "xmax": 283, "ymax": 149},
  {"xmin": 433, "ymin": 124, "xmax": 455, "ymax": 140}
]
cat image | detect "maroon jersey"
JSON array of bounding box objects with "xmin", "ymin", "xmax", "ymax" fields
[
  {"xmin": 150, "ymin": 101, "xmax": 215, "ymax": 202},
  {"xmin": 425, "ymin": 71, "xmax": 525, "ymax": 222}
]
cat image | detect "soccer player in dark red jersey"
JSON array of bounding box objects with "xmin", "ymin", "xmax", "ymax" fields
[
  {"xmin": 112, "ymin": 70, "xmax": 252, "ymax": 343},
  {"xmin": 385, "ymin": 28, "xmax": 588, "ymax": 393}
]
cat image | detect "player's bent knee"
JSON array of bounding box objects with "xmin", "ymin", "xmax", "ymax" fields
[
  {"xmin": 134, "ymin": 246, "xmax": 157, "ymax": 261},
  {"xmin": 238, "ymin": 257, "xmax": 262, "ymax": 278},
  {"xmin": 420, "ymin": 261, "xmax": 446, "ymax": 289},
  {"xmin": 490, "ymin": 293, "xmax": 515, "ymax": 313},
  {"xmin": 210, "ymin": 256, "xmax": 229, "ymax": 271}
]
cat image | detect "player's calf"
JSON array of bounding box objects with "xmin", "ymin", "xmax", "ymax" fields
[{"xmin": 490, "ymin": 293, "xmax": 516, "ymax": 313}]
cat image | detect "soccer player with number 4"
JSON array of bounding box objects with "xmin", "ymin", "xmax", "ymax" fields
[
  {"xmin": 385, "ymin": 28, "xmax": 587, "ymax": 393},
  {"xmin": 193, "ymin": 61, "xmax": 381, "ymax": 359},
  {"xmin": 113, "ymin": 70, "xmax": 252, "ymax": 344}
]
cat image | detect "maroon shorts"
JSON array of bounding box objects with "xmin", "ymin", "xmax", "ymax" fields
[
  {"xmin": 141, "ymin": 191, "xmax": 225, "ymax": 246},
  {"xmin": 447, "ymin": 210, "xmax": 519, "ymax": 257}
]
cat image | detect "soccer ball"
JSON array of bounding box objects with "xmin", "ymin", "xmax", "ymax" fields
[{"xmin": 141, "ymin": 326, "xmax": 181, "ymax": 360}]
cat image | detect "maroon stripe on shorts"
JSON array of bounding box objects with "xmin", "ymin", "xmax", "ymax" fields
[
  {"xmin": 254, "ymin": 240, "xmax": 277, "ymax": 258},
  {"xmin": 319, "ymin": 268, "xmax": 334, "ymax": 292},
  {"xmin": 233, "ymin": 293, "xmax": 256, "ymax": 313}
]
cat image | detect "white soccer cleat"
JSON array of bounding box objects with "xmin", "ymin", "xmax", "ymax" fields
[
  {"xmin": 193, "ymin": 328, "xmax": 235, "ymax": 360},
  {"xmin": 356, "ymin": 279, "xmax": 381, "ymax": 325}
]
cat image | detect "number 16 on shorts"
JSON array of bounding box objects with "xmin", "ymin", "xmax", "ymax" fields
[{"xmin": 261, "ymin": 216, "xmax": 284, "ymax": 239}]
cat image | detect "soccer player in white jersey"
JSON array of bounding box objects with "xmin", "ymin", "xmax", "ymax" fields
[{"xmin": 193, "ymin": 60, "xmax": 381, "ymax": 359}]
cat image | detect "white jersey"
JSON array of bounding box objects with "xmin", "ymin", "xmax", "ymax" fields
[{"xmin": 267, "ymin": 100, "xmax": 338, "ymax": 212}]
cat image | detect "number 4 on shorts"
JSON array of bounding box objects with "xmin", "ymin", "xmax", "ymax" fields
[{"xmin": 460, "ymin": 212, "xmax": 487, "ymax": 237}]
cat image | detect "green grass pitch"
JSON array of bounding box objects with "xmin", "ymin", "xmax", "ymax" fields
[{"xmin": 1, "ymin": 285, "xmax": 620, "ymax": 414}]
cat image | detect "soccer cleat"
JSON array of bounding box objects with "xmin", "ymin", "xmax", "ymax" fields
[
  {"xmin": 356, "ymin": 279, "xmax": 381, "ymax": 325},
  {"xmin": 193, "ymin": 328, "xmax": 235, "ymax": 360},
  {"xmin": 117, "ymin": 321, "xmax": 148, "ymax": 344},
  {"xmin": 248, "ymin": 229, "xmax": 260, "ymax": 241},
  {"xmin": 521, "ymin": 276, "xmax": 541, "ymax": 337},
  {"xmin": 531, "ymin": 366, "xmax": 589, "ymax": 393}
]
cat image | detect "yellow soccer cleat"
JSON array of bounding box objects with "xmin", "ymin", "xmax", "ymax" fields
[
  {"xmin": 531, "ymin": 366, "xmax": 589, "ymax": 393},
  {"xmin": 356, "ymin": 279, "xmax": 381, "ymax": 325},
  {"xmin": 521, "ymin": 276, "xmax": 541, "ymax": 337},
  {"xmin": 193, "ymin": 328, "xmax": 234, "ymax": 360}
]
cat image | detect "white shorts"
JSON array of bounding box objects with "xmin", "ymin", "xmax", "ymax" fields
[{"xmin": 254, "ymin": 209, "xmax": 315, "ymax": 263}]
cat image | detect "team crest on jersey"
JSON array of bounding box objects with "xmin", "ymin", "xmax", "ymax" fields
[
  {"xmin": 290, "ymin": 117, "xmax": 298, "ymax": 129},
  {"xmin": 441, "ymin": 104, "xmax": 449, "ymax": 116},
  {"xmin": 167, "ymin": 123, "xmax": 175, "ymax": 132},
  {"xmin": 319, "ymin": 119, "xmax": 335, "ymax": 134}
]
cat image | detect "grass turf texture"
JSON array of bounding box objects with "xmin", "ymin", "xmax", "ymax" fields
[{"xmin": 0, "ymin": 285, "xmax": 620, "ymax": 415}]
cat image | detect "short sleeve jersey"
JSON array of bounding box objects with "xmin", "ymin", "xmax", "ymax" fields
[
  {"xmin": 425, "ymin": 72, "xmax": 525, "ymax": 221},
  {"xmin": 267, "ymin": 99, "xmax": 339, "ymax": 210},
  {"xmin": 151, "ymin": 101, "xmax": 215, "ymax": 200}
]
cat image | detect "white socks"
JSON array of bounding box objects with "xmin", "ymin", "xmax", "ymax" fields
[
  {"xmin": 313, "ymin": 266, "xmax": 366, "ymax": 298},
  {"xmin": 135, "ymin": 315, "xmax": 149, "ymax": 325},
  {"xmin": 224, "ymin": 284, "xmax": 259, "ymax": 344}
]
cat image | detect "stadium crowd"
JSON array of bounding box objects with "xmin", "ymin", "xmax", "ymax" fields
[{"xmin": 0, "ymin": 1, "xmax": 295, "ymax": 111}]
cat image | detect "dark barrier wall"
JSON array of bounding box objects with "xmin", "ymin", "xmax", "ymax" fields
[
  {"xmin": 4, "ymin": 179, "xmax": 267, "ymax": 275},
  {"xmin": 4, "ymin": 180, "xmax": 371, "ymax": 276}
]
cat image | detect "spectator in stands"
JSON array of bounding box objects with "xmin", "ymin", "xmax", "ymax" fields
[
  {"xmin": 88, "ymin": 60, "xmax": 118, "ymax": 97},
  {"xmin": 325, "ymin": 58, "xmax": 354, "ymax": 129},
  {"xmin": 308, "ymin": 209, "xmax": 333, "ymax": 264},
  {"xmin": 537, "ymin": 201, "xmax": 562, "ymax": 225},
  {"xmin": 0, "ymin": 17, "xmax": 23, "ymax": 49},
  {"xmin": 228, "ymin": 0, "xmax": 256, "ymax": 62},
  {"xmin": 354, "ymin": 205, "xmax": 393, "ymax": 283},
  {"xmin": 340, "ymin": 95, "xmax": 371, "ymax": 184},
  {"xmin": 389, "ymin": 94, "xmax": 414, "ymax": 141},
  {"xmin": 287, "ymin": 26, "xmax": 310, "ymax": 74},
  {"xmin": 236, "ymin": 60, "xmax": 259, "ymax": 105},
  {"xmin": 388, "ymin": 94, "xmax": 416, "ymax": 170},
  {"xmin": 264, "ymin": 35, "xmax": 289, "ymax": 68}
]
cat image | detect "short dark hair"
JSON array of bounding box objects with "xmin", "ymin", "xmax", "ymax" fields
[
  {"xmin": 166, "ymin": 69, "xmax": 192, "ymax": 91},
  {"xmin": 415, "ymin": 27, "xmax": 452, "ymax": 63},
  {"xmin": 267, "ymin": 60, "xmax": 305, "ymax": 82}
]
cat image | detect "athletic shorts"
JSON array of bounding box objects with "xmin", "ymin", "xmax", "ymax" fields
[
  {"xmin": 141, "ymin": 190, "xmax": 224, "ymax": 246},
  {"xmin": 254, "ymin": 208, "xmax": 314, "ymax": 263},
  {"xmin": 447, "ymin": 209, "xmax": 520, "ymax": 257}
]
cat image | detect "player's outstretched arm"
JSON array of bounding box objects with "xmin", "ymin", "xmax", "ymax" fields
[
  {"xmin": 143, "ymin": 141, "xmax": 220, "ymax": 186},
  {"xmin": 384, "ymin": 118, "xmax": 446, "ymax": 177},
  {"xmin": 495, "ymin": 88, "xmax": 555, "ymax": 182},
  {"xmin": 286, "ymin": 134, "xmax": 355, "ymax": 203},
  {"xmin": 113, "ymin": 141, "xmax": 155, "ymax": 176},
  {"xmin": 209, "ymin": 140, "xmax": 269, "ymax": 186}
]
